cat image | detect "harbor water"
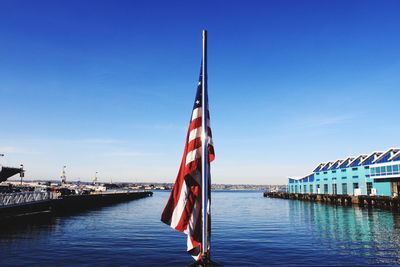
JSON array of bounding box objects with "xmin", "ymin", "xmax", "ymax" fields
[{"xmin": 1, "ymin": 191, "xmax": 400, "ymax": 266}]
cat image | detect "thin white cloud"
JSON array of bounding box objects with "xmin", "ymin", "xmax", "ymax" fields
[
  {"xmin": 0, "ymin": 146, "xmax": 41, "ymax": 155},
  {"xmin": 292, "ymin": 114, "xmax": 355, "ymax": 128},
  {"xmin": 75, "ymin": 138, "xmax": 124, "ymax": 144},
  {"xmin": 132, "ymin": 123, "xmax": 185, "ymax": 130},
  {"xmin": 101, "ymin": 151, "xmax": 163, "ymax": 157},
  {"xmin": 1, "ymin": 137, "xmax": 124, "ymax": 145}
]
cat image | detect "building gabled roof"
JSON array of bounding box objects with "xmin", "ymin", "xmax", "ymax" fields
[
  {"xmin": 337, "ymin": 157, "xmax": 354, "ymax": 169},
  {"xmin": 328, "ymin": 159, "xmax": 342, "ymax": 170},
  {"xmin": 313, "ymin": 163, "xmax": 325, "ymax": 172},
  {"xmin": 389, "ymin": 150, "xmax": 400, "ymax": 161},
  {"xmin": 348, "ymin": 154, "xmax": 368, "ymax": 167},
  {"xmin": 374, "ymin": 148, "xmax": 400, "ymax": 164},
  {"xmin": 289, "ymin": 148, "xmax": 400, "ymax": 183},
  {"xmin": 320, "ymin": 162, "xmax": 333, "ymax": 171},
  {"xmin": 360, "ymin": 151, "xmax": 383, "ymax": 165}
]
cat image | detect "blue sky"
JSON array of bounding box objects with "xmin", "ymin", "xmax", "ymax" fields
[{"xmin": 1, "ymin": 0, "xmax": 399, "ymax": 184}]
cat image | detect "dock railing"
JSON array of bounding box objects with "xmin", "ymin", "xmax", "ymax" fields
[{"xmin": 0, "ymin": 191, "xmax": 55, "ymax": 207}]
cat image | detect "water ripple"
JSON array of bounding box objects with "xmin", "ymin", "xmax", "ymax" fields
[{"xmin": 1, "ymin": 191, "xmax": 400, "ymax": 266}]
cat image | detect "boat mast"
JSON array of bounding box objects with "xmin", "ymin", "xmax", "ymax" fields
[
  {"xmin": 201, "ymin": 29, "xmax": 209, "ymax": 260},
  {"xmin": 93, "ymin": 171, "xmax": 98, "ymax": 185},
  {"xmin": 61, "ymin": 165, "xmax": 67, "ymax": 184}
]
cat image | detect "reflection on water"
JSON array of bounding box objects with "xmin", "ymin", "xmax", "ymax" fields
[
  {"xmin": 288, "ymin": 200, "xmax": 400, "ymax": 264},
  {"xmin": 0, "ymin": 191, "xmax": 400, "ymax": 266}
]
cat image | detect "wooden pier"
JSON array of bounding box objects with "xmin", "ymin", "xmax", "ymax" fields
[{"xmin": 265, "ymin": 192, "xmax": 400, "ymax": 211}]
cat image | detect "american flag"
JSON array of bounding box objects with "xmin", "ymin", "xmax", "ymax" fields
[{"xmin": 161, "ymin": 68, "xmax": 215, "ymax": 261}]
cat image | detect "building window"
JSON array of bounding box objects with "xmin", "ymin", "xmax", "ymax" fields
[
  {"xmin": 352, "ymin": 167, "xmax": 358, "ymax": 171},
  {"xmin": 323, "ymin": 178, "xmax": 328, "ymax": 181},
  {"xmin": 381, "ymin": 166, "xmax": 386, "ymax": 175},
  {"xmin": 316, "ymin": 173, "xmax": 320, "ymax": 175},
  {"xmin": 364, "ymin": 166, "xmax": 370, "ymax": 169},
  {"xmin": 323, "ymin": 171, "xmax": 328, "ymax": 174},
  {"xmin": 367, "ymin": 182, "xmax": 373, "ymax": 195},
  {"xmin": 342, "ymin": 177, "xmax": 347, "ymax": 179},
  {"xmin": 342, "ymin": 183, "xmax": 348, "ymax": 195},
  {"xmin": 310, "ymin": 185, "xmax": 313, "ymax": 194},
  {"xmin": 316, "ymin": 179, "xmax": 320, "ymax": 181},
  {"xmin": 324, "ymin": 184, "xmax": 328, "ymax": 194},
  {"xmin": 352, "ymin": 176, "xmax": 359, "ymax": 179},
  {"xmin": 387, "ymin": 165, "xmax": 393, "ymax": 175},
  {"xmin": 332, "ymin": 170, "xmax": 336, "ymax": 173},
  {"xmin": 332, "ymin": 184, "xmax": 337, "ymax": 195},
  {"xmin": 341, "ymin": 169, "xmax": 347, "ymax": 172},
  {"xmin": 316, "ymin": 184, "xmax": 320, "ymax": 193},
  {"xmin": 332, "ymin": 177, "xmax": 337, "ymax": 180},
  {"xmin": 394, "ymin": 165, "xmax": 399, "ymax": 174}
]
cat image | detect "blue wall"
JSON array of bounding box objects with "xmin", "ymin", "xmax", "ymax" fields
[{"xmin": 288, "ymin": 162, "xmax": 395, "ymax": 196}]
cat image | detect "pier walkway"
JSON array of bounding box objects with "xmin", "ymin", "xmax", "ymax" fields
[
  {"xmin": 265, "ymin": 192, "xmax": 400, "ymax": 211},
  {"xmin": 0, "ymin": 191, "xmax": 54, "ymax": 207}
]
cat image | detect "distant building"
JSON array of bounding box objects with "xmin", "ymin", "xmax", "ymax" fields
[{"xmin": 288, "ymin": 148, "xmax": 400, "ymax": 197}]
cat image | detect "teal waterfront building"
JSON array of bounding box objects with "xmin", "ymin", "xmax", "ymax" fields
[{"xmin": 288, "ymin": 148, "xmax": 400, "ymax": 197}]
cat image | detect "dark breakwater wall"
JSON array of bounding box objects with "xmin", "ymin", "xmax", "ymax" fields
[
  {"xmin": 0, "ymin": 200, "xmax": 52, "ymax": 219},
  {"xmin": 265, "ymin": 192, "xmax": 400, "ymax": 211},
  {"xmin": 51, "ymin": 191, "xmax": 153, "ymax": 213},
  {"xmin": 0, "ymin": 191, "xmax": 153, "ymax": 220}
]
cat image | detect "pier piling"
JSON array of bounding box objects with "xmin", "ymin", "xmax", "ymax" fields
[{"xmin": 264, "ymin": 192, "xmax": 399, "ymax": 211}]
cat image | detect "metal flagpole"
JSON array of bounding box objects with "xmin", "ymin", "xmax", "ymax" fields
[{"xmin": 201, "ymin": 29, "xmax": 209, "ymax": 261}]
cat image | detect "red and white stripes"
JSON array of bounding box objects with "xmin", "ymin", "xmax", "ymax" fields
[{"xmin": 161, "ymin": 75, "xmax": 214, "ymax": 261}]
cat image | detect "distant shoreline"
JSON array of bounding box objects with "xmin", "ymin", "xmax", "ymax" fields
[{"xmin": 5, "ymin": 179, "xmax": 287, "ymax": 191}]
